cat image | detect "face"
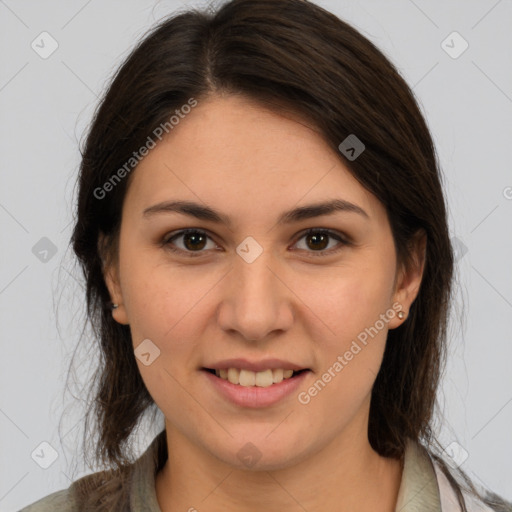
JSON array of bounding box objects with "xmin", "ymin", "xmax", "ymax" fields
[{"xmin": 104, "ymin": 94, "xmax": 423, "ymax": 471}]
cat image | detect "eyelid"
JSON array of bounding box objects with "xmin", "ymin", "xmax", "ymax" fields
[
  {"xmin": 161, "ymin": 228, "xmax": 220, "ymax": 257},
  {"xmin": 291, "ymin": 227, "xmax": 351, "ymax": 257},
  {"xmin": 162, "ymin": 227, "xmax": 351, "ymax": 257}
]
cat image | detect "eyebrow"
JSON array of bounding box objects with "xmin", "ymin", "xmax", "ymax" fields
[{"xmin": 142, "ymin": 198, "xmax": 369, "ymax": 226}]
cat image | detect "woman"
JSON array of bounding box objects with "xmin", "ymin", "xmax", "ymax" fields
[{"xmin": 20, "ymin": 0, "xmax": 511, "ymax": 510}]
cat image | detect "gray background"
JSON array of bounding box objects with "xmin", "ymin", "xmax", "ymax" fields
[{"xmin": 1, "ymin": 0, "xmax": 511, "ymax": 510}]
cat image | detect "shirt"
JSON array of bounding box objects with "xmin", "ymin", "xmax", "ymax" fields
[{"xmin": 18, "ymin": 430, "xmax": 494, "ymax": 511}]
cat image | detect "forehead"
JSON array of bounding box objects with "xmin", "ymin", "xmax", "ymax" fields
[{"xmin": 123, "ymin": 95, "xmax": 384, "ymax": 224}]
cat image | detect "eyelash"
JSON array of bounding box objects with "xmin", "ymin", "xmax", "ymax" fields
[{"xmin": 162, "ymin": 228, "xmax": 350, "ymax": 258}]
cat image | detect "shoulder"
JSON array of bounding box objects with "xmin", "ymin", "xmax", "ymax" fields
[
  {"xmin": 17, "ymin": 468, "xmax": 128, "ymax": 512},
  {"xmin": 404, "ymin": 440, "xmax": 507, "ymax": 512},
  {"xmin": 18, "ymin": 431, "xmax": 166, "ymax": 512},
  {"xmin": 18, "ymin": 487, "xmax": 77, "ymax": 512},
  {"xmin": 17, "ymin": 465, "xmax": 129, "ymax": 512},
  {"xmin": 431, "ymin": 457, "xmax": 501, "ymax": 512}
]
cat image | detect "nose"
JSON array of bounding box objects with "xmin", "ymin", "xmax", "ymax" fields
[{"xmin": 216, "ymin": 246, "xmax": 294, "ymax": 342}]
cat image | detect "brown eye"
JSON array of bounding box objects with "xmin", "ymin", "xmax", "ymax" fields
[
  {"xmin": 305, "ymin": 232, "xmax": 329, "ymax": 250},
  {"xmin": 164, "ymin": 229, "xmax": 216, "ymax": 256},
  {"xmin": 293, "ymin": 229, "xmax": 349, "ymax": 257},
  {"xmin": 163, "ymin": 228, "xmax": 349, "ymax": 258},
  {"xmin": 182, "ymin": 231, "xmax": 207, "ymax": 251}
]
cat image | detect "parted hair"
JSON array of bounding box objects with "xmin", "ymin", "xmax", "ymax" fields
[{"xmin": 68, "ymin": 1, "xmax": 509, "ymax": 510}]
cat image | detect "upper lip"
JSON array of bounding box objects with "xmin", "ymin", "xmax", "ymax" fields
[{"xmin": 203, "ymin": 358, "xmax": 310, "ymax": 372}]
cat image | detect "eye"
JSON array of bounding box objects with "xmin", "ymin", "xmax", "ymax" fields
[
  {"xmin": 162, "ymin": 228, "xmax": 350, "ymax": 257},
  {"xmin": 292, "ymin": 228, "xmax": 350, "ymax": 257},
  {"xmin": 163, "ymin": 229, "xmax": 218, "ymax": 257}
]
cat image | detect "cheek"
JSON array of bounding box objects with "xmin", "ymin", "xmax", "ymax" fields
[
  {"xmin": 120, "ymin": 263, "xmax": 212, "ymax": 416},
  {"xmin": 123, "ymin": 273, "xmax": 207, "ymax": 350},
  {"xmin": 300, "ymin": 256, "xmax": 396, "ymax": 340},
  {"xmin": 117, "ymin": 231, "xmax": 210, "ymax": 342},
  {"xmin": 121, "ymin": 240, "xmax": 396, "ymax": 349},
  {"xmin": 295, "ymin": 254, "xmax": 395, "ymax": 406},
  {"xmin": 119, "ymin": 258, "xmax": 224, "ymax": 403}
]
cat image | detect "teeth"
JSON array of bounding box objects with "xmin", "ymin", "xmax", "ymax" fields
[
  {"xmin": 213, "ymin": 368, "xmax": 300, "ymax": 387},
  {"xmin": 227, "ymin": 368, "xmax": 240, "ymax": 385},
  {"xmin": 272, "ymin": 368, "xmax": 284, "ymax": 383},
  {"xmin": 239, "ymin": 369, "xmax": 256, "ymax": 386},
  {"xmin": 255, "ymin": 369, "xmax": 273, "ymax": 387}
]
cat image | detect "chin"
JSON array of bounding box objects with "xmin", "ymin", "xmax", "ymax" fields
[{"xmin": 209, "ymin": 431, "xmax": 314, "ymax": 472}]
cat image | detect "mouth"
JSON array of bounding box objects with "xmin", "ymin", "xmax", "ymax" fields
[
  {"xmin": 201, "ymin": 367, "xmax": 310, "ymax": 388},
  {"xmin": 201, "ymin": 366, "xmax": 311, "ymax": 408}
]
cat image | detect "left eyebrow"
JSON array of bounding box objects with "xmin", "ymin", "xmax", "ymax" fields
[{"xmin": 142, "ymin": 198, "xmax": 369, "ymax": 227}]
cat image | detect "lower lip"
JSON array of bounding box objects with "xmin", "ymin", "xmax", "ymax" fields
[{"xmin": 202, "ymin": 369, "xmax": 311, "ymax": 408}]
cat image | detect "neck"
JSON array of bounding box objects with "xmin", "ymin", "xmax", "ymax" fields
[{"xmin": 155, "ymin": 422, "xmax": 403, "ymax": 512}]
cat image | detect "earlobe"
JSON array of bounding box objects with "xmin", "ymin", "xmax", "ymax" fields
[
  {"xmin": 110, "ymin": 301, "xmax": 129, "ymax": 325},
  {"xmin": 389, "ymin": 230, "xmax": 427, "ymax": 329},
  {"xmin": 99, "ymin": 233, "xmax": 130, "ymax": 325},
  {"xmin": 103, "ymin": 265, "xmax": 130, "ymax": 325},
  {"xmin": 388, "ymin": 302, "xmax": 407, "ymax": 329}
]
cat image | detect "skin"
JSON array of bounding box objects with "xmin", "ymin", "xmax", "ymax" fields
[{"xmin": 103, "ymin": 94, "xmax": 425, "ymax": 512}]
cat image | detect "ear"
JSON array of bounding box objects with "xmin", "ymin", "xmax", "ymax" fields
[
  {"xmin": 98, "ymin": 232, "xmax": 129, "ymax": 325},
  {"xmin": 388, "ymin": 229, "xmax": 426, "ymax": 329}
]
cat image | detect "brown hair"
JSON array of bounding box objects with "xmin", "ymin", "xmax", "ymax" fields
[{"xmin": 67, "ymin": 0, "xmax": 508, "ymax": 509}]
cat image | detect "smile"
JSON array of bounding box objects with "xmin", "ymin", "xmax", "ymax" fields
[
  {"xmin": 202, "ymin": 367, "xmax": 311, "ymax": 408},
  {"xmin": 204, "ymin": 367, "xmax": 308, "ymax": 387}
]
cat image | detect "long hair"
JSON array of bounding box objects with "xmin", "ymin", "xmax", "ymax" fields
[{"xmin": 68, "ymin": 0, "xmax": 508, "ymax": 509}]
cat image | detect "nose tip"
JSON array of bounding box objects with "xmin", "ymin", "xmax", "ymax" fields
[{"xmin": 217, "ymin": 255, "xmax": 294, "ymax": 342}]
